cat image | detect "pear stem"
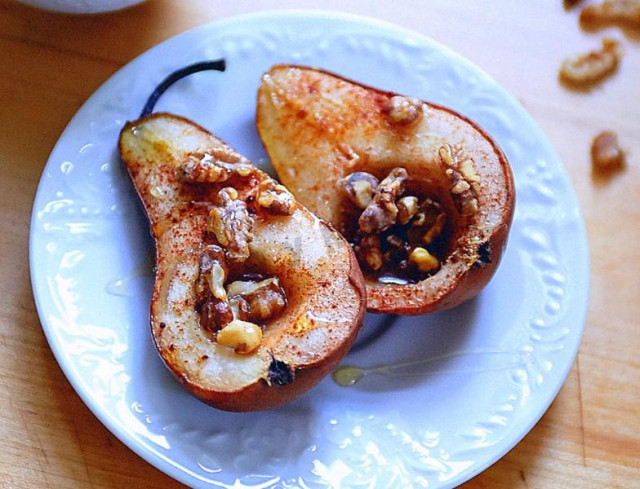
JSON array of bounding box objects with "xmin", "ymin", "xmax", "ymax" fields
[{"xmin": 140, "ymin": 59, "xmax": 226, "ymax": 118}]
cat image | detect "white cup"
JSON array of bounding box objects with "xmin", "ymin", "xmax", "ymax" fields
[{"xmin": 14, "ymin": 0, "xmax": 146, "ymax": 14}]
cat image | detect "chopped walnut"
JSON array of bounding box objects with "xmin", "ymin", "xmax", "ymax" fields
[
  {"xmin": 337, "ymin": 143, "xmax": 361, "ymax": 169},
  {"xmin": 195, "ymin": 245, "xmax": 233, "ymax": 332},
  {"xmin": 564, "ymin": 0, "xmax": 583, "ymax": 9},
  {"xmin": 229, "ymin": 295, "xmax": 251, "ymax": 321},
  {"xmin": 207, "ymin": 262, "xmax": 227, "ymax": 301},
  {"xmin": 200, "ymin": 298, "xmax": 234, "ymax": 333},
  {"xmin": 397, "ymin": 196, "xmax": 420, "ymax": 225},
  {"xmin": 343, "ymin": 167, "xmax": 451, "ymax": 281},
  {"xmin": 439, "ymin": 144, "xmax": 479, "ymax": 179},
  {"xmin": 226, "ymin": 277, "xmax": 287, "ymax": 322},
  {"xmin": 246, "ymin": 285, "xmax": 286, "ymax": 321},
  {"xmin": 196, "ymin": 255, "xmax": 287, "ymax": 350},
  {"xmin": 458, "ymin": 158, "xmax": 481, "ymax": 184},
  {"xmin": 422, "ymin": 211, "xmax": 447, "ymax": 246},
  {"xmin": 216, "ymin": 319, "xmax": 263, "ymax": 354},
  {"xmin": 358, "ymin": 235, "xmax": 384, "ymax": 271},
  {"xmin": 207, "ymin": 187, "xmax": 254, "ymax": 262},
  {"xmin": 559, "ymin": 38, "xmax": 621, "ymax": 86},
  {"xmin": 384, "ymin": 95, "xmax": 424, "ymax": 125},
  {"xmin": 183, "ymin": 153, "xmax": 228, "ymax": 183},
  {"xmin": 359, "ymin": 167, "xmax": 408, "ymax": 233},
  {"xmin": 461, "ymin": 196, "xmax": 478, "ymax": 216},
  {"xmin": 591, "ymin": 130, "xmax": 626, "ymax": 173},
  {"xmin": 386, "ymin": 234, "xmax": 405, "ymax": 249},
  {"xmin": 382, "ymin": 234, "xmax": 409, "ymax": 268},
  {"xmin": 183, "ymin": 152, "xmax": 254, "ymax": 183},
  {"xmin": 256, "ymin": 181, "xmax": 295, "ymax": 215},
  {"xmin": 409, "ymin": 247, "xmax": 440, "ymax": 273},
  {"xmin": 438, "ymin": 144, "xmax": 456, "ymax": 167},
  {"xmin": 407, "ymin": 199, "xmax": 446, "ymax": 246},
  {"xmin": 450, "ymin": 177, "xmax": 471, "ymax": 195},
  {"xmin": 439, "ymin": 145, "xmax": 480, "ymax": 215},
  {"xmin": 195, "ymin": 245, "xmax": 228, "ymax": 304},
  {"xmin": 342, "ymin": 172, "xmax": 379, "ymax": 209},
  {"xmin": 411, "ymin": 212, "xmax": 427, "ymax": 228},
  {"xmin": 580, "ymin": 0, "xmax": 640, "ymax": 28}
]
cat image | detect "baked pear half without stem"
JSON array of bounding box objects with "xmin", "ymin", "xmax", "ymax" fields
[
  {"xmin": 119, "ymin": 113, "xmax": 366, "ymax": 411},
  {"xmin": 256, "ymin": 65, "xmax": 515, "ymax": 315}
]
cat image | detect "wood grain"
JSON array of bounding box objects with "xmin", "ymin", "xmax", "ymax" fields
[{"xmin": 1, "ymin": 0, "xmax": 638, "ymax": 487}]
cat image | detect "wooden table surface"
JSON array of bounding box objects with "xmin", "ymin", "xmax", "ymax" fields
[{"xmin": 1, "ymin": 0, "xmax": 638, "ymax": 487}]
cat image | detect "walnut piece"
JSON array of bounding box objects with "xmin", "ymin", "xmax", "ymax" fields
[
  {"xmin": 195, "ymin": 245, "xmax": 228, "ymax": 303},
  {"xmin": 358, "ymin": 235, "xmax": 384, "ymax": 271},
  {"xmin": 580, "ymin": 0, "xmax": 640, "ymax": 28},
  {"xmin": 207, "ymin": 262, "xmax": 227, "ymax": 301},
  {"xmin": 406, "ymin": 198, "xmax": 447, "ymax": 246},
  {"xmin": 256, "ymin": 181, "xmax": 295, "ymax": 215},
  {"xmin": 183, "ymin": 152, "xmax": 254, "ymax": 183},
  {"xmin": 195, "ymin": 248, "xmax": 288, "ymax": 350},
  {"xmin": 559, "ymin": 38, "xmax": 621, "ymax": 86},
  {"xmin": 439, "ymin": 144, "xmax": 480, "ymax": 216},
  {"xmin": 216, "ymin": 319, "xmax": 263, "ymax": 354},
  {"xmin": 358, "ymin": 167, "xmax": 408, "ymax": 233},
  {"xmin": 195, "ymin": 245, "xmax": 233, "ymax": 332},
  {"xmin": 341, "ymin": 172, "xmax": 379, "ymax": 209},
  {"xmin": 564, "ymin": 0, "xmax": 583, "ymax": 10},
  {"xmin": 226, "ymin": 277, "xmax": 287, "ymax": 322},
  {"xmin": 200, "ymin": 299, "xmax": 234, "ymax": 333},
  {"xmin": 384, "ymin": 95, "xmax": 424, "ymax": 125},
  {"xmin": 207, "ymin": 187, "xmax": 255, "ymax": 262},
  {"xmin": 343, "ymin": 167, "xmax": 450, "ymax": 279},
  {"xmin": 591, "ymin": 130, "xmax": 626, "ymax": 173},
  {"xmin": 397, "ymin": 196, "xmax": 419, "ymax": 225},
  {"xmin": 409, "ymin": 247, "xmax": 440, "ymax": 273},
  {"xmin": 461, "ymin": 197, "xmax": 478, "ymax": 216},
  {"xmin": 422, "ymin": 211, "xmax": 447, "ymax": 246},
  {"xmin": 458, "ymin": 158, "xmax": 481, "ymax": 184},
  {"xmin": 450, "ymin": 178, "xmax": 471, "ymax": 195}
]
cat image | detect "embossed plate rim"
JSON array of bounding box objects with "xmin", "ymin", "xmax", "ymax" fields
[{"xmin": 29, "ymin": 10, "xmax": 589, "ymax": 488}]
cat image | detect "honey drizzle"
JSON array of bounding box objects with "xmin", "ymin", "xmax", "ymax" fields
[{"xmin": 333, "ymin": 348, "xmax": 535, "ymax": 386}]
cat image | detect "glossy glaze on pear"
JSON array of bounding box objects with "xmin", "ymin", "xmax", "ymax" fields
[
  {"xmin": 119, "ymin": 113, "xmax": 365, "ymax": 411},
  {"xmin": 256, "ymin": 65, "xmax": 515, "ymax": 315}
]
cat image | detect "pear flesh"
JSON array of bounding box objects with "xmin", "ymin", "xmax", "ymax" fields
[
  {"xmin": 256, "ymin": 66, "xmax": 515, "ymax": 315},
  {"xmin": 119, "ymin": 113, "xmax": 365, "ymax": 411}
]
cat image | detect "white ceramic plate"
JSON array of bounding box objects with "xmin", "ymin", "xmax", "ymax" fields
[{"xmin": 30, "ymin": 11, "xmax": 589, "ymax": 489}]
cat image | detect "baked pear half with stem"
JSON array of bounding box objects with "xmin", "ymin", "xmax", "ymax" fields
[
  {"xmin": 257, "ymin": 65, "xmax": 515, "ymax": 315},
  {"xmin": 119, "ymin": 112, "xmax": 365, "ymax": 411}
]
